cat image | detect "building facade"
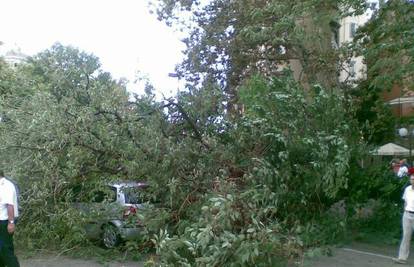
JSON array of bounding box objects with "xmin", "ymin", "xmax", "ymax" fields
[{"xmin": 338, "ymin": 2, "xmax": 377, "ymax": 84}]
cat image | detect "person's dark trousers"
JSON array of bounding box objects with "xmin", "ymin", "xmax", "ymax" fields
[{"xmin": 0, "ymin": 221, "xmax": 19, "ymax": 267}]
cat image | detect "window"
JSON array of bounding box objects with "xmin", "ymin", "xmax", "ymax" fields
[
  {"xmin": 350, "ymin": 23, "xmax": 357, "ymax": 38},
  {"xmin": 91, "ymin": 186, "xmax": 117, "ymax": 203},
  {"xmin": 330, "ymin": 20, "xmax": 340, "ymax": 48},
  {"xmin": 332, "ymin": 29, "xmax": 339, "ymax": 48},
  {"xmin": 349, "ymin": 61, "xmax": 356, "ymax": 77},
  {"xmin": 122, "ymin": 187, "xmax": 151, "ymax": 204}
]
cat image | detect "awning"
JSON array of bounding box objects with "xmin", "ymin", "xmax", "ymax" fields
[
  {"xmin": 388, "ymin": 97, "xmax": 414, "ymax": 105},
  {"xmin": 371, "ymin": 142, "xmax": 410, "ymax": 156}
]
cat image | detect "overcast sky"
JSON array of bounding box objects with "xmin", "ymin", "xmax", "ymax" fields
[{"xmin": 0, "ymin": 0, "xmax": 185, "ymax": 97}]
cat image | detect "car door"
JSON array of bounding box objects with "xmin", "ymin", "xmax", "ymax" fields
[{"xmin": 77, "ymin": 186, "xmax": 120, "ymax": 240}]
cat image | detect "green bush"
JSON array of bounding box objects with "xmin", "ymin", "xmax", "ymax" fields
[
  {"xmin": 347, "ymin": 163, "xmax": 406, "ymax": 204},
  {"xmin": 344, "ymin": 162, "xmax": 405, "ymax": 243}
]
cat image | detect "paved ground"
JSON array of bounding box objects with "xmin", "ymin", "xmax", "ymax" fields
[
  {"xmin": 304, "ymin": 242, "xmax": 411, "ymax": 267},
  {"xmin": 16, "ymin": 242, "xmax": 410, "ymax": 267},
  {"xmin": 19, "ymin": 255, "xmax": 144, "ymax": 267}
]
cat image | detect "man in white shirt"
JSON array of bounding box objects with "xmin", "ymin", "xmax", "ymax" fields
[
  {"xmin": 0, "ymin": 170, "xmax": 20, "ymax": 267},
  {"xmin": 398, "ymin": 159, "xmax": 409, "ymax": 178},
  {"xmin": 394, "ymin": 174, "xmax": 414, "ymax": 264}
]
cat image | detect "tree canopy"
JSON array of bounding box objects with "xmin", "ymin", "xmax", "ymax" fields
[
  {"xmin": 0, "ymin": 0, "xmax": 407, "ymax": 264},
  {"xmin": 355, "ymin": 0, "xmax": 414, "ymax": 93},
  {"xmin": 152, "ymin": 0, "xmax": 366, "ymax": 111}
]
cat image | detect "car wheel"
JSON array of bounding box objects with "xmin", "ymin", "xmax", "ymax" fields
[{"xmin": 102, "ymin": 224, "xmax": 121, "ymax": 248}]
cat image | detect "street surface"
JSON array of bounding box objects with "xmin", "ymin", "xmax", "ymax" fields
[
  {"xmin": 304, "ymin": 242, "xmax": 410, "ymax": 267},
  {"xmin": 19, "ymin": 256, "xmax": 144, "ymax": 267},
  {"xmin": 16, "ymin": 242, "xmax": 409, "ymax": 267},
  {"xmin": 19, "ymin": 257, "xmax": 144, "ymax": 267}
]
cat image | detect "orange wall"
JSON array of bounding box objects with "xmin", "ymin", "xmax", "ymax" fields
[
  {"xmin": 382, "ymin": 84, "xmax": 402, "ymax": 102},
  {"xmin": 383, "ymin": 84, "xmax": 414, "ymax": 117}
]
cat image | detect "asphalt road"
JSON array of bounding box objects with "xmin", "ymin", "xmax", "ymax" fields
[
  {"xmin": 304, "ymin": 242, "xmax": 409, "ymax": 267},
  {"xmin": 16, "ymin": 242, "xmax": 407, "ymax": 267},
  {"xmin": 19, "ymin": 256, "xmax": 144, "ymax": 267}
]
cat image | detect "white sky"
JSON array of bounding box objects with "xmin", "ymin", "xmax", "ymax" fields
[{"xmin": 0, "ymin": 0, "xmax": 185, "ymax": 97}]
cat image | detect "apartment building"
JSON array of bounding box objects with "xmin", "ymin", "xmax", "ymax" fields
[
  {"xmin": 338, "ymin": 2, "xmax": 377, "ymax": 84},
  {"xmin": 338, "ymin": 1, "xmax": 413, "ymax": 118},
  {"xmin": 272, "ymin": 2, "xmax": 378, "ymax": 90}
]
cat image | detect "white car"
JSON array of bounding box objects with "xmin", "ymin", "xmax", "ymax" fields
[{"xmin": 74, "ymin": 181, "xmax": 149, "ymax": 248}]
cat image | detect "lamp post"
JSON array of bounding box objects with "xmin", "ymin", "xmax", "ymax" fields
[{"xmin": 398, "ymin": 127, "xmax": 414, "ymax": 164}]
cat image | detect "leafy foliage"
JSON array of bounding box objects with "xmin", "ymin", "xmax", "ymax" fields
[
  {"xmin": 0, "ymin": 44, "xmax": 169, "ymax": 250},
  {"xmin": 347, "ymin": 163, "xmax": 405, "ymax": 204},
  {"xmin": 152, "ymin": 0, "xmax": 366, "ymax": 110},
  {"xmin": 348, "ymin": 80, "xmax": 396, "ymax": 145},
  {"xmin": 355, "ymin": 0, "xmax": 414, "ymax": 93},
  {"xmin": 152, "ymin": 75, "xmax": 357, "ymax": 266},
  {"xmin": 0, "ymin": 0, "xmax": 407, "ymax": 265},
  {"xmin": 345, "ymin": 163, "xmax": 405, "ymax": 245}
]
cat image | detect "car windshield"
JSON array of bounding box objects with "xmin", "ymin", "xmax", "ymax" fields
[{"xmin": 121, "ymin": 186, "xmax": 150, "ymax": 204}]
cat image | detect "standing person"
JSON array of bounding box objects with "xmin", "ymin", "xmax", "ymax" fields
[
  {"xmin": 392, "ymin": 158, "xmax": 401, "ymax": 175},
  {"xmin": 394, "ymin": 174, "xmax": 414, "ymax": 264},
  {"xmin": 0, "ymin": 170, "xmax": 20, "ymax": 267},
  {"xmin": 398, "ymin": 159, "xmax": 409, "ymax": 178}
]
